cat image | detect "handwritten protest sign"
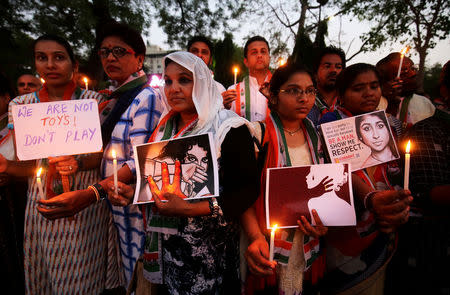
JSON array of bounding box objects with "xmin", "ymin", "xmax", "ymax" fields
[
  {"xmin": 12, "ymin": 99, "xmax": 102, "ymax": 160},
  {"xmin": 320, "ymin": 110, "xmax": 399, "ymax": 171}
]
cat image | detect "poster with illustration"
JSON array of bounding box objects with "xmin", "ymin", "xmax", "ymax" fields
[
  {"xmin": 320, "ymin": 110, "xmax": 399, "ymax": 171},
  {"xmin": 133, "ymin": 133, "xmax": 219, "ymax": 204},
  {"xmin": 266, "ymin": 163, "xmax": 356, "ymax": 228}
]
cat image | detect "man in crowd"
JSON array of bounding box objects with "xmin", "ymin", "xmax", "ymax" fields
[
  {"xmin": 16, "ymin": 73, "xmax": 41, "ymax": 95},
  {"xmin": 308, "ymin": 46, "xmax": 346, "ymax": 126},
  {"xmin": 376, "ymin": 53, "xmax": 435, "ymax": 128},
  {"xmin": 222, "ymin": 36, "xmax": 271, "ymax": 121},
  {"xmin": 187, "ymin": 35, "xmax": 226, "ymax": 93}
]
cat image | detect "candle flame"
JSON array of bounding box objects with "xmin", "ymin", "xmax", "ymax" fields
[
  {"xmin": 271, "ymin": 224, "xmax": 278, "ymax": 233},
  {"xmin": 83, "ymin": 77, "xmax": 88, "ymax": 83},
  {"xmin": 233, "ymin": 66, "xmax": 239, "ymax": 74},
  {"xmin": 36, "ymin": 167, "xmax": 42, "ymax": 178},
  {"xmin": 406, "ymin": 140, "xmax": 411, "ymax": 153},
  {"xmin": 278, "ymin": 58, "xmax": 286, "ymax": 67},
  {"xmin": 40, "ymin": 78, "xmax": 45, "ymax": 84},
  {"xmin": 112, "ymin": 150, "xmax": 116, "ymax": 159},
  {"xmin": 400, "ymin": 46, "xmax": 410, "ymax": 56}
]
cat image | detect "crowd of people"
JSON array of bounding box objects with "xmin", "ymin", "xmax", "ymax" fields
[{"xmin": 0, "ymin": 21, "xmax": 448, "ymax": 295}]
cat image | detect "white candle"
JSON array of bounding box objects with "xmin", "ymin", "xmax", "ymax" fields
[
  {"xmin": 233, "ymin": 67, "xmax": 238, "ymax": 85},
  {"xmin": 397, "ymin": 47, "xmax": 409, "ymax": 78},
  {"xmin": 40, "ymin": 78, "xmax": 45, "ymax": 84},
  {"xmin": 404, "ymin": 140, "xmax": 411, "ymax": 190},
  {"xmin": 83, "ymin": 77, "xmax": 88, "ymax": 91},
  {"xmin": 112, "ymin": 150, "xmax": 118, "ymax": 195},
  {"xmin": 36, "ymin": 168, "xmax": 45, "ymax": 200},
  {"xmin": 269, "ymin": 224, "xmax": 278, "ymax": 261}
]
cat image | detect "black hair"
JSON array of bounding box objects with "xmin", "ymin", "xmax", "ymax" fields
[
  {"xmin": 157, "ymin": 134, "xmax": 213, "ymax": 194},
  {"xmin": 336, "ymin": 63, "xmax": 380, "ymax": 98},
  {"xmin": 313, "ymin": 46, "xmax": 346, "ymax": 73},
  {"xmin": 268, "ymin": 62, "xmax": 315, "ymax": 110},
  {"xmin": 0, "ymin": 72, "xmax": 14, "ymax": 97},
  {"xmin": 244, "ymin": 36, "xmax": 270, "ymax": 58},
  {"xmin": 32, "ymin": 34, "xmax": 76, "ymax": 63},
  {"xmin": 355, "ymin": 111, "xmax": 399, "ymax": 159},
  {"xmin": 187, "ymin": 36, "xmax": 214, "ymax": 55},
  {"xmin": 96, "ymin": 22, "xmax": 146, "ymax": 56}
]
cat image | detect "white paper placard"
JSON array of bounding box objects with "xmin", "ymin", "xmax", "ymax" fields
[{"xmin": 12, "ymin": 99, "xmax": 103, "ymax": 160}]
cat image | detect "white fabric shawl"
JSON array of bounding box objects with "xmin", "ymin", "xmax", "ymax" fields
[{"xmin": 159, "ymin": 51, "xmax": 253, "ymax": 157}]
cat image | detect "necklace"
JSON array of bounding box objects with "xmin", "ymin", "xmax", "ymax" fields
[{"xmin": 283, "ymin": 126, "xmax": 302, "ymax": 136}]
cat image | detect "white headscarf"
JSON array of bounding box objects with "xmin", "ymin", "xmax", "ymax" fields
[{"xmin": 159, "ymin": 51, "xmax": 253, "ymax": 157}]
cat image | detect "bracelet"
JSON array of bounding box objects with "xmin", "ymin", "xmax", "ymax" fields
[
  {"xmin": 88, "ymin": 185, "xmax": 100, "ymax": 202},
  {"xmin": 363, "ymin": 190, "xmax": 379, "ymax": 211},
  {"xmin": 208, "ymin": 197, "xmax": 220, "ymax": 218},
  {"xmin": 92, "ymin": 183, "xmax": 107, "ymax": 201}
]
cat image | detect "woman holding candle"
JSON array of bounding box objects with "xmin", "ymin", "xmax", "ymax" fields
[
  {"xmin": 0, "ymin": 34, "xmax": 121, "ymax": 294},
  {"xmin": 241, "ymin": 62, "xmax": 331, "ymax": 295},
  {"xmin": 318, "ymin": 63, "xmax": 413, "ymax": 294},
  {"xmin": 36, "ymin": 22, "xmax": 164, "ymax": 287},
  {"xmin": 103, "ymin": 51, "xmax": 260, "ymax": 294}
]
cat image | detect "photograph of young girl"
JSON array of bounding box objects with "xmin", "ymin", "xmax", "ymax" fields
[
  {"xmin": 133, "ymin": 133, "xmax": 218, "ymax": 203},
  {"xmin": 266, "ymin": 163, "xmax": 356, "ymax": 227}
]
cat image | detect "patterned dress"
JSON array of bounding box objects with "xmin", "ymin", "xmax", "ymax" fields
[{"xmin": 8, "ymin": 88, "xmax": 121, "ymax": 294}]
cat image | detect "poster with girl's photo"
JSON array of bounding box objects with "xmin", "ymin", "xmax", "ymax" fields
[
  {"xmin": 266, "ymin": 163, "xmax": 356, "ymax": 228},
  {"xmin": 133, "ymin": 133, "xmax": 219, "ymax": 204},
  {"xmin": 320, "ymin": 110, "xmax": 400, "ymax": 171}
]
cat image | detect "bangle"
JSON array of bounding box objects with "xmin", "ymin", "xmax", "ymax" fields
[
  {"xmin": 88, "ymin": 185, "xmax": 100, "ymax": 202},
  {"xmin": 208, "ymin": 197, "xmax": 219, "ymax": 217},
  {"xmin": 364, "ymin": 190, "xmax": 379, "ymax": 211},
  {"xmin": 92, "ymin": 183, "xmax": 107, "ymax": 201}
]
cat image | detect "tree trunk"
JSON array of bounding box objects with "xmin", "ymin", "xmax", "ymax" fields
[{"xmin": 416, "ymin": 47, "xmax": 427, "ymax": 94}]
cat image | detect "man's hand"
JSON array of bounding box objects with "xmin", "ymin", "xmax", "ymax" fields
[
  {"xmin": 370, "ymin": 189, "xmax": 412, "ymax": 233},
  {"xmin": 222, "ymin": 89, "xmax": 237, "ymax": 109}
]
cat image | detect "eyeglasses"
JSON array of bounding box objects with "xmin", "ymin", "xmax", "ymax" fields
[
  {"xmin": 98, "ymin": 47, "xmax": 135, "ymax": 59},
  {"xmin": 279, "ymin": 87, "xmax": 317, "ymax": 98}
]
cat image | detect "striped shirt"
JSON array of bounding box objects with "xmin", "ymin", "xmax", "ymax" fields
[{"xmin": 101, "ymin": 86, "xmax": 164, "ymax": 284}]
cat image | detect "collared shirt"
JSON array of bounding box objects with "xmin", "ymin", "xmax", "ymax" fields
[
  {"xmin": 307, "ymin": 92, "xmax": 337, "ymax": 127},
  {"xmin": 228, "ymin": 74, "xmax": 270, "ymax": 122}
]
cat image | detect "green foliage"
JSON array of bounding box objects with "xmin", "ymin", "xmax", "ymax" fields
[
  {"xmin": 149, "ymin": 0, "xmax": 247, "ymax": 48},
  {"xmin": 0, "ymin": 0, "xmax": 151, "ymax": 82},
  {"xmin": 214, "ymin": 33, "xmax": 245, "ymax": 88}
]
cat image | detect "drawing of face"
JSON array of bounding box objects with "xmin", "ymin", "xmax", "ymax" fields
[
  {"xmin": 184, "ymin": 144, "xmax": 208, "ymax": 172},
  {"xmin": 358, "ymin": 114, "xmax": 390, "ymax": 152}
]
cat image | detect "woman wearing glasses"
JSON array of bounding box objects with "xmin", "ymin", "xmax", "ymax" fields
[
  {"xmin": 0, "ymin": 34, "xmax": 121, "ymax": 294},
  {"xmin": 242, "ymin": 63, "xmax": 330, "ymax": 295},
  {"xmin": 37, "ymin": 22, "xmax": 164, "ymax": 287}
]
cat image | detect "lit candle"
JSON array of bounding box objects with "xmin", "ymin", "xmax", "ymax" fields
[
  {"xmin": 278, "ymin": 58, "xmax": 286, "ymax": 67},
  {"xmin": 233, "ymin": 67, "xmax": 239, "ymax": 85},
  {"xmin": 112, "ymin": 150, "xmax": 118, "ymax": 195},
  {"xmin": 83, "ymin": 77, "xmax": 89, "ymax": 90},
  {"xmin": 40, "ymin": 78, "xmax": 45, "ymax": 84},
  {"xmin": 404, "ymin": 140, "xmax": 411, "ymax": 190},
  {"xmin": 36, "ymin": 168, "xmax": 45, "ymax": 200},
  {"xmin": 269, "ymin": 224, "xmax": 278, "ymax": 261},
  {"xmin": 397, "ymin": 46, "xmax": 410, "ymax": 78}
]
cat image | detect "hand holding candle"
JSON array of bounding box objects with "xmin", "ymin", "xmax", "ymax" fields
[
  {"xmin": 112, "ymin": 150, "xmax": 118, "ymax": 195},
  {"xmin": 83, "ymin": 77, "xmax": 89, "ymax": 91},
  {"xmin": 233, "ymin": 66, "xmax": 239, "ymax": 85},
  {"xmin": 397, "ymin": 46, "xmax": 410, "ymax": 78},
  {"xmin": 36, "ymin": 168, "xmax": 45, "ymax": 200},
  {"xmin": 404, "ymin": 140, "xmax": 411, "ymax": 190},
  {"xmin": 269, "ymin": 224, "xmax": 278, "ymax": 261}
]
